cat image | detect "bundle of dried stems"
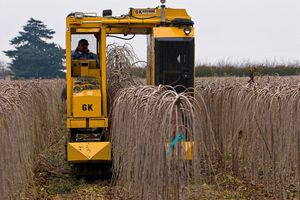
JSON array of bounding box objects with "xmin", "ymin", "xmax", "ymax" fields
[
  {"xmin": 107, "ymin": 44, "xmax": 213, "ymax": 199},
  {"xmin": 197, "ymin": 76, "xmax": 300, "ymax": 199},
  {"xmin": 0, "ymin": 79, "xmax": 64, "ymax": 200},
  {"xmin": 111, "ymin": 85, "xmax": 212, "ymax": 200},
  {"xmin": 106, "ymin": 43, "xmax": 142, "ymax": 102}
]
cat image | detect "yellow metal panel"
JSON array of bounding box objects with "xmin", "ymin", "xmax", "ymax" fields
[
  {"xmin": 101, "ymin": 27, "xmax": 108, "ymax": 117},
  {"xmin": 89, "ymin": 118, "xmax": 108, "ymax": 128},
  {"xmin": 146, "ymin": 35, "xmax": 152, "ymax": 85},
  {"xmin": 69, "ymin": 119, "xmax": 86, "ymax": 128},
  {"xmin": 66, "ymin": 28, "xmax": 72, "ymax": 118},
  {"xmin": 67, "ymin": 17, "xmax": 103, "ymax": 27},
  {"xmin": 166, "ymin": 141, "xmax": 194, "ymax": 160},
  {"xmin": 68, "ymin": 142, "xmax": 111, "ymax": 162},
  {"xmin": 67, "ymin": 118, "xmax": 108, "ymax": 128},
  {"xmin": 88, "ymin": 69, "xmax": 101, "ymax": 80},
  {"xmin": 76, "ymin": 28, "xmax": 100, "ymax": 33},
  {"xmin": 148, "ymin": 33, "xmax": 158, "ymax": 85},
  {"xmin": 165, "ymin": 8, "xmax": 191, "ymax": 20},
  {"xmin": 81, "ymin": 66, "xmax": 89, "ymax": 76},
  {"xmin": 72, "ymin": 90, "xmax": 101, "ymax": 118},
  {"xmin": 153, "ymin": 27, "xmax": 194, "ymax": 38},
  {"xmin": 72, "ymin": 66, "xmax": 81, "ymax": 76},
  {"xmin": 182, "ymin": 142, "xmax": 194, "ymax": 160}
]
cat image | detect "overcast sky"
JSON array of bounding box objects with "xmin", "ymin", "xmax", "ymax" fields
[{"xmin": 0, "ymin": 0, "xmax": 299, "ymax": 64}]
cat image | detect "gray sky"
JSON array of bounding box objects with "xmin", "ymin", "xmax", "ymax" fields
[{"xmin": 0, "ymin": 0, "xmax": 299, "ymax": 64}]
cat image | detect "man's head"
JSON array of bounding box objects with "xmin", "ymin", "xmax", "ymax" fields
[{"xmin": 77, "ymin": 39, "xmax": 89, "ymax": 53}]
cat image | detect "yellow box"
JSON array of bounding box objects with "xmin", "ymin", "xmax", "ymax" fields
[{"xmin": 72, "ymin": 89, "xmax": 101, "ymax": 118}]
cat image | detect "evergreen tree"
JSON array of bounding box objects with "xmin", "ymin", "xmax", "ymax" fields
[{"xmin": 4, "ymin": 18, "xmax": 65, "ymax": 78}]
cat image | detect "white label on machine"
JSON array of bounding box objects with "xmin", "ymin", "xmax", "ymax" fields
[{"xmin": 135, "ymin": 9, "xmax": 157, "ymax": 15}]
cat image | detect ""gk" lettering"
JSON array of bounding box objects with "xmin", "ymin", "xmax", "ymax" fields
[{"xmin": 82, "ymin": 104, "xmax": 93, "ymax": 111}]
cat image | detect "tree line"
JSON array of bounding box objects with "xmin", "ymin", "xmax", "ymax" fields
[
  {"xmin": 131, "ymin": 64, "xmax": 300, "ymax": 78},
  {"xmin": 196, "ymin": 64, "xmax": 300, "ymax": 77}
]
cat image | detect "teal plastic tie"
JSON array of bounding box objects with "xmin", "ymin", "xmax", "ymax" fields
[{"xmin": 166, "ymin": 133, "xmax": 186, "ymax": 158}]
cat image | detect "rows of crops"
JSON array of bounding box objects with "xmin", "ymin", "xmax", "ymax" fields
[
  {"xmin": 197, "ymin": 77, "xmax": 300, "ymax": 199},
  {"xmin": 1, "ymin": 58, "xmax": 299, "ymax": 199},
  {"xmin": 0, "ymin": 80, "xmax": 65, "ymax": 200},
  {"xmin": 107, "ymin": 45, "xmax": 300, "ymax": 199}
]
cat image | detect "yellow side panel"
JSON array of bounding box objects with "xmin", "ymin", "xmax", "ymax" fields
[
  {"xmin": 75, "ymin": 28, "xmax": 100, "ymax": 33},
  {"xmin": 73, "ymin": 66, "xmax": 81, "ymax": 76},
  {"xmin": 67, "ymin": 118, "xmax": 108, "ymax": 128},
  {"xmin": 81, "ymin": 66, "xmax": 89, "ymax": 76},
  {"xmin": 73, "ymin": 90, "xmax": 101, "ymax": 118},
  {"xmin": 68, "ymin": 142, "xmax": 111, "ymax": 162},
  {"xmin": 66, "ymin": 28, "xmax": 72, "ymax": 118},
  {"xmin": 166, "ymin": 141, "xmax": 194, "ymax": 160},
  {"xmin": 153, "ymin": 27, "xmax": 194, "ymax": 38},
  {"xmin": 68, "ymin": 119, "xmax": 86, "ymax": 128},
  {"xmin": 89, "ymin": 118, "xmax": 108, "ymax": 128},
  {"xmin": 146, "ymin": 34, "xmax": 153, "ymax": 85},
  {"xmin": 183, "ymin": 142, "xmax": 193, "ymax": 160}
]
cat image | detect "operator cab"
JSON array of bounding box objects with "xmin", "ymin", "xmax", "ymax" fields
[{"xmin": 71, "ymin": 35, "xmax": 101, "ymax": 79}]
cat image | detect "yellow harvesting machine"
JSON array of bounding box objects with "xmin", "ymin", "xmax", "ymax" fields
[{"xmin": 66, "ymin": 1, "xmax": 195, "ymax": 165}]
